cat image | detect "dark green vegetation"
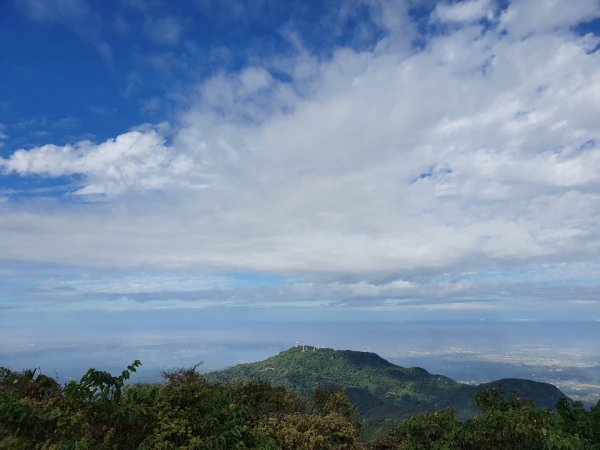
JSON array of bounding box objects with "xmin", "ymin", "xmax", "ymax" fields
[
  {"xmin": 370, "ymin": 389, "xmax": 600, "ymax": 449},
  {"xmin": 1, "ymin": 347, "xmax": 599, "ymax": 449},
  {"xmin": 0, "ymin": 363, "xmax": 363, "ymax": 449},
  {"xmin": 207, "ymin": 347, "xmax": 566, "ymax": 437}
]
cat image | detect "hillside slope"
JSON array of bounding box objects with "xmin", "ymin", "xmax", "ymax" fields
[{"xmin": 206, "ymin": 346, "xmax": 566, "ymax": 435}]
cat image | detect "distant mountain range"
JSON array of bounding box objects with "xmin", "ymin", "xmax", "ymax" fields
[{"xmin": 206, "ymin": 346, "xmax": 567, "ymax": 437}]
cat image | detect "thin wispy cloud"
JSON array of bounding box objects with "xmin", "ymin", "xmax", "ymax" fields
[
  {"xmin": 432, "ymin": 0, "xmax": 494, "ymax": 23},
  {"xmin": 16, "ymin": 0, "xmax": 114, "ymax": 62},
  {"xmin": 144, "ymin": 16, "xmax": 184, "ymax": 46}
]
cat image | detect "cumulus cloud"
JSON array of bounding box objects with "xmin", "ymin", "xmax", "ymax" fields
[
  {"xmin": 2, "ymin": 0, "xmax": 600, "ymax": 312},
  {"xmin": 0, "ymin": 130, "xmax": 185, "ymax": 195}
]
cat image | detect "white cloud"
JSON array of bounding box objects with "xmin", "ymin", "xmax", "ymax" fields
[
  {"xmin": 320, "ymin": 280, "xmax": 415, "ymax": 298},
  {"xmin": 0, "ymin": 129, "xmax": 184, "ymax": 196},
  {"xmin": 432, "ymin": 0, "xmax": 494, "ymax": 24},
  {"xmin": 500, "ymin": 0, "xmax": 600, "ymax": 37},
  {"xmin": 58, "ymin": 273, "xmax": 233, "ymax": 294},
  {"xmin": 2, "ymin": 0, "xmax": 600, "ymax": 300}
]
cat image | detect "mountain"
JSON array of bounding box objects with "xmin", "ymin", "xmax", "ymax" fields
[{"xmin": 206, "ymin": 346, "xmax": 567, "ymax": 437}]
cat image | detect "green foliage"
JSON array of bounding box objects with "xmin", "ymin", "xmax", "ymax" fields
[
  {"xmin": 556, "ymin": 397, "xmax": 600, "ymax": 448},
  {"xmin": 370, "ymin": 408, "xmax": 462, "ymax": 450},
  {"xmin": 234, "ymin": 381, "xmax": 308, "ymax": 421},
  {"xmin": 63, "ymin": 359, "xmax": 142, "ymax": 404},
  {"xmin": 314, "ymin": 387, "xmax": 361, "ymax": 429},
  {"xmin": 257, "ymin": 413, "xmax": 364, "ymax": 450},
  {"xmin": 2, "ymin": 354, "xmax": 599, "ymax": 450},
  {"xmin": 0, "ymin": 361, "xmax": 363, "ymax": 449},
  {"xmin": 371, "ymin": 388, "xmax": 599, "ymax": 450},
  {"xmin": 0, "ymin": 361, "xmax": 153, "ymax": 449}
]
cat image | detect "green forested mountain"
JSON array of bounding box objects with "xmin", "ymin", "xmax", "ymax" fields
[{"xmin": 206, "ymin": 346, "xmax": 566, "ymax": 436}]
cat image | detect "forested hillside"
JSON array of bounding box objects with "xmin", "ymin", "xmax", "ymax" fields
[{"xmin": 207, "ymin": 346, "xmax": 566, "ymax": 436}]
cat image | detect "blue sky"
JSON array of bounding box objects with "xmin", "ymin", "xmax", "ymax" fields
[
  {"xmin": 0, "ymin": 0, "xmax": 386, "ymax": 151},
  {"xmin": 2, "ymin": 0, "xmax": 600, "ymax": 359}
]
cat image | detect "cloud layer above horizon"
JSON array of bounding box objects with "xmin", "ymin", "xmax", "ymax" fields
[{"xmin": 1, "ymin": 0, "xmax": 600, "ymax": 318}]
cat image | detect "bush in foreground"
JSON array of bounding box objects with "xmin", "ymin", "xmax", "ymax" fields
[{"xmin": 0, "ymin": 362, "xmax": 363, "ymax": 449}]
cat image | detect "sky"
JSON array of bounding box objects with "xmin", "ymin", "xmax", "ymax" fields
[{"xmin": 1, "ymin": 0, "xmax": 600, "ymax": 374}]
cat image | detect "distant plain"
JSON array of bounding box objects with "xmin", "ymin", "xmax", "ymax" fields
[{"xmin": 1, "ymin": 314, "xmax": 597, "ymax": 404}]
